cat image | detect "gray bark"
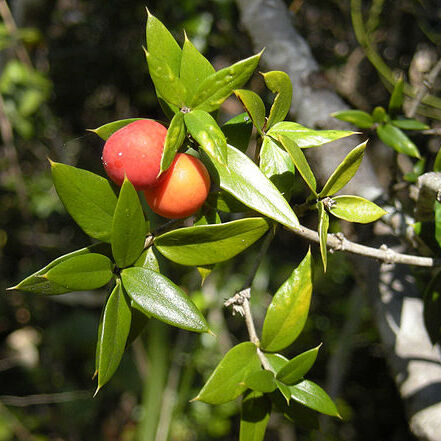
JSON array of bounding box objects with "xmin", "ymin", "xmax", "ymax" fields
[{"xmin": 235, "ymin": 0, "xmax": 441, "ymax": 440}]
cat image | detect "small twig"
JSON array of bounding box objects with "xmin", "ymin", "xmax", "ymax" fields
[
  {"xmin": 408, "ymin": 57, "xmax": 441, "ymax": 118},
  {"xmin": 421, "ymin": 128, "xmax": 441, "ymax": 136},
  {"xmin": 0, "ymin": 391, "xmax": 89, "ymax": 407},
  {"xmin": 290, "ymin": 223, "xmax": 441, "ymax": 267}
]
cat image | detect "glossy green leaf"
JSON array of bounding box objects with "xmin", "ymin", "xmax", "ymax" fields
[
  {"xmin": 234, "ymin": 89, "xmax": 266, "ymax": 134},
  {"xmin": 317, "ymin": 201, "xmax": 329, "ymax": 272},
  {"xmin": 206, "ymin": 190, "xmax": 251, "ymax": 213},
  {"xmin": 96, "ymin": 280, "xmax": 131, "ymax": 392},
  {"xmin": 244, "ymin": 369, "xmax": 277, "ymax": 393},
  {"xmin": 388, "ymin": 77, "xmax": 404, "ymax": 115},
  {"xmin": 145, "ymin": 50, "xmax": 187, "ymax": 108},
  {"xmin": 265, "ymin": 353, "xmax": 289, "ymax": 373},
  {"xmin": 89, "ymin": 118, "xmax": 144, "ymax": 140},
  {"xmin": 276, "ymin": 380, "xmax": 292, "ymax": 403},
  {"xmin": 184, "ymin": 109, "xmax": 227, "ymax": 163},
  {"xmin": 372, "ymin": 106, "xmax": 387, "ymax": 123},
  {"xmin": 154, "ymin": 218, "xmax": 270, "ymax": 266},
  {"xmin": 121, "ymin": 267, "xmax": 208, "ymax": 332},
  {"xmin": 423, "ymin": 270, "xmax": 441, "ymax": 345},
  {"xmin": 8, "ymin": 243, "xmax": 111, "ymax": 295},
  {"xmin": 111, "ymin": 179, "xmax": 147, "ymax": 268},
  {"xmin": 205, "ymin": 144, "xmax": 299, "ymax": 230},
  {"xmin": 194, "ymin": 342, "xmax": 261, "ymax": 404},
  {"xmin": 146, "ymin": 10, "xmax": 181, "ymax": 77},
  {"xmin": 277, "ymin": 134, "xmax": 317, "ymax": 196},
  {"xmin": 160, "ymin": 112, "xmax": 186, "ymax": 173},
  {"xmin": 269, "ymin": 121, "xmax": 355, "ymax": 148},
  {"xmin": 240, "ymin": 391, "xmax": 271, "ymax": 441},
  {"xmin": 319, "ymin": 141, "xmax": 367, "ymax": 197},
  {"xmin": 289, "ymin": 380, "xmax": 340, "ymax": 418},
  {"xmin": 391, "ymin": 118, "xmax": 429, "ymax": 131},
  {"xmin": 329, "ymin": 195, "xmax": 387, "ymax": 223},
  {"xmin": 222, "ymin": 112, "xmax": 253, "ymax": 152},
  {"xmin": 332, "ymin": 110, "xmax": 374, "ymax": 129},
  {"xmin": 180, "ymin": 35, "xmax": 215, "ymax": 102},
  {"xmin": 190, "ymin": 52, "xmax": 262, "ymax": 112},
  {"xmin": 134, "ymin": 246, "xmax": 160, "ymax": 272},
  {"xmin": 261, "ymin": 250, "xmax": 313, "ymax": 352},
  {"xmin": 44, "ymin": 253, "xmax": 113, "ymax": 291},
  {"xmin": 260, "ymin": 136, "xmax": 295, "ymax": 198},
  {"xmin": 263, "ymin": 71, "xmax": 292, "ymax": 130},
  {"xmin": 276, "ymin": 345, "xmax": 321, "ymax": 385},
  {"xmin": 51, "ymin": 161, "xmax": 117, "ymax": 242}
]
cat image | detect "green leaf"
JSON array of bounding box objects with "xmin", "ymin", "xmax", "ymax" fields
[
  {"xmin": 265, "ymin": 353, "xmax": 289, "ymax": 373},
  {"xmin": 184, "ymin": 109, "xmax": 227, "ymax": 164},
  {"xmin": 289, "ymin": 380, "xmax": 340, "ymax": 418},
  {"xmin": 8, "ymin": 243, "xmax": 111, "ymax": 295},
  {"xmin": 51, "ymin": 161, "xmax": 117, "ymax": 242},
  {"xmin": 332, "ymin": 110, "xmax": 374, "ymax": 129},
  {"xmin": 160, "ymin": 112, "xmax": 186, "ymax": 173},
  {"xmin": 319, "ymin": 141, "xmax": 367, "ymax": 197},
  {"xmin": 96, "ymin": 280, "xmax": 131, "ymax": 392},
  {"xmin": 89, "ymin": 118, "xmax": 144, "ymax": 140},
  {"xmin": 155, "ymin": 218, "xmax": 270, "ymax": 266},
  {"xmin": 269, "ymin": 121, "xmax": 355, "ymax": 148},
  {"xmin": 372, "ymin": 106, "xmax": 387, "ymax": 123},
  {"xmin": 234, "ymin": 89, "xmax": 266, "ymax": 135},
  {"xmin": 276, "ymin": 380, "xmax": 292, "ymax": 403},
  {"xmin": 244, "ymin": 369, "xmax": 277, "ymax": 393},
  {"xmin": 222, "ymin": 112, "xmax": 253, "ymax": 153},
  {"xmin": 126, "ymin": 307, "xmax": 149, "ymax": 347},
  {"xmin": 146, "ymin": 10, "xmax": 181, "ymax": 77},
  {"xmin": 435, "ymin": 201, "xmax": 441, "ymax": 250},
  {"xmin": 260, "ymin": 136, "xmax": 295, "ymax": 198},
  {"xmin": 134, "ymin": 247, "xmax": 160, "ymax": 272},
  {"xmin": 206, "ymin": 190, "xmax": 251, "ymax": 213},
  {"xmin": 329, "ymin": 195, "xmax": 387, "ymax": 223},
  {"xmin": 388, "ymin": 77, "xmax": 404, "ymax": 115},
  {"xmin": 277, "ymin": 134, "xmax": 317, "ymax": 196},
  {"xmin": 145, "ymin": 50, "xmax": 187, "ymax": 108},
  {"xmin": 391, "ymin": 118, "xmax": 429, "ymax": 131},
  {"xmin": 434, "ymin": 149, "xmax": 441, "ymax": 172},
  {"xmin": 423, "ymin": 270, "xmax": 441, "ymax": 345},
  {"xmin": 180, "ymin": 35, "xmax": 215, "ymax": 103},
  {"xmin": 194, "ymin": 342, "xmax": 261, "ymax": 404},
  {"xmin": 44, "ymin": 254, "xmax": 113, "ymax": 291},
  {"xmin": 190, "ymin": 52, "xmax": 262, "ymax": 112},
  {"xmin": 240, "ymin": 391, "xmax": 271, "ymax": 441},
  {"xmin": 261, "ymin": 250, "xmax": 313, "ymax": 352},
  {"xmin": 276, "ymin": 345, "xmax": 321, "ymax": 385},
  {"xmin": 204, "ymin": 144, "xmax": 300, "ymax": 230},
  {"xmin": 263, "ymin": 71, "xmax": 293, "ymax": 130},
  {"xmin": 121, "ymin": 267, "xmax": 208, "ymax": 332},
  {"xmin": 111, "ymin": 179, "xmax": 147, "ymax": 268},
  {"xmin": 317, "ymin": 201, "xmax": 329, "ymax": 272}
]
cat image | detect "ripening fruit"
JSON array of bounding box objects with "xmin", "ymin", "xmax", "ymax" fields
[
  {"xmin": 102, "ymin": 119, "xmax": 167, "ymax": 190},
  {"xmin": 144, "ymin": 153, "xmax": 211, "ymax": 219}
]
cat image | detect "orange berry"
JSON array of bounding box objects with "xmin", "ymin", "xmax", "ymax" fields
[
  {"xmin": 144, "ymin": 153, "xmax": 211, "ymax": 219},
  {"xmin": 102, "ymin": 119, "xmax": 167, "ymax": 190}
]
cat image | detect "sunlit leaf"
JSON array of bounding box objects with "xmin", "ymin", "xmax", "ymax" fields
[
  {"xmin": 121, "ymin": 267, "xmax": 208, "ymax": 332},
  {"xmin": 234, "ymin": 89, "xmax": 266, "ymax": 134},
  {"xmin": 317, "ymin": 201, "xmax": 329, "ymax": 272},
  {"xmin": 96, "ymin": 280, "xmax": 131, "ymax": 392},
  {"xmin": 51, "ymin": 161, "xmax": 117, "ymax": 242},
  {"xmin": 184, "ymin": 109, "xmax": 227, "ymax": 164},
  {"xmin": 111, "ymin": 179, "xmax": 147, "ymax": 268},
  {"xmin": 391, "ymin": 118, "xmax": 429, "ymax": 131},
  {"xmin": 160, "ymin": 111, "xmax": 186, "ymax": 173},
  {"xmin": 190, "ymin": 52, "xmax": 262, "ymax": 112},
  {"xmin": 155, "ymin": 218, "xmax": 270, "ymax": 266},
  {"xmin": 263, "ymin": 71, "xmax": 292, "ymax": 130},
  {"xmin": 319, "ymin": 141, "xmax": 367, "ymax": 197},
  {"xmin": 329, "ymin": 195, "xmax": 387, "ymax": 223},
  {"xmin": 44, "ymin": 254, "xmax": 113, "ymax": 291},
  {"xmin": 239, "ymin": 391, "xmax": 271, "ymax": 441},
  {"xmin": 261, "ymin": 250, "xmax": 313, "ymax": 352},
  {"xmin": 331, "ymin": 110, "xmax": 374, "ymax": 129},
  {"xmin": 89, "ymin": 118, "xmax": 144, "ymax": 140},
  {"xmin": 134, "ymin": 247, "xmax": 160, "ymax": 272},
  {"xmin": 194, "ymin": 342, "xmax": 261, "ymax": 404},
  {"xmin": 244, "ymin": 369, "xmax": 277, "ymax": 393}
]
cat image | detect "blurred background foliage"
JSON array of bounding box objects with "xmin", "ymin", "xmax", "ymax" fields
[{"xmin": 1, "ymin": 0, "xmax": 440, "ymax": 439}]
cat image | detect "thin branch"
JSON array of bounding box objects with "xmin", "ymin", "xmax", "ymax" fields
[
  {"xmin": 290, "ymin": 223, "xmax": 441, "ymax": 267},
  {"xmin": 408, "ymin": 57, "xmax": 441, "ymax": 118},
  {"xmin": 0, "ymin": 391, "xmax": 89, "ymax": 407}
]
